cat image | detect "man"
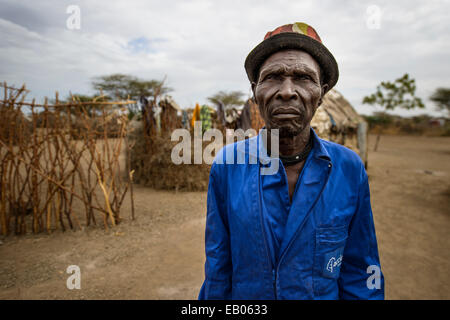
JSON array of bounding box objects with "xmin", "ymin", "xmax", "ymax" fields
[{"xmin": 199, "ymin": 22, "xmax": 384, "ymax": 300}]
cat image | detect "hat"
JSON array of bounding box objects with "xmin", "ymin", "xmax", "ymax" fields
[{"xmin": 245, "ymin": 22, "xmax": 339, "ymax": 93}]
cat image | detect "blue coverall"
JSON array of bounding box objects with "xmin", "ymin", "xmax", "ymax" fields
[{"xmin": 199, "ymin": 128, "xmax": 384, "ymax": 299}]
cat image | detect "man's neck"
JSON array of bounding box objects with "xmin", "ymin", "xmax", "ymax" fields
[{"xmin": 277, "ymin": 125, "xmax": 311, "ymax": 157}]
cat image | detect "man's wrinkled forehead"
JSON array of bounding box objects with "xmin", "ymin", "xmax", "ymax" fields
[
  {"xmin": 259, "ymin": 62, "xmax": 319, "ymax": 79},
  {"xmin": 258, "ymin": 50, "xmax": 321, "ymax": 81}
]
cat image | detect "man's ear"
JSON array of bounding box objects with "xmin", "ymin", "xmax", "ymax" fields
[{"xmin": 318, "ymin": 83, "xmax": 329, "ymax": 106}]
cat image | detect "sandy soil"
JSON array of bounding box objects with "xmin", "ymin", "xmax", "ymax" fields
[
  {"xmin": 0, "ymin": 134, "xmax": 449, "ymax": 300},
  {"xmin": 365, "ymin": 134, "xmax": 450, "ymax": 299}
]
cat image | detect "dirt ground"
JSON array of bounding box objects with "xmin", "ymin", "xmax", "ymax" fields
[{"xmin": 0, "ymin": 134, "xmax": 449, "ymax": 300}]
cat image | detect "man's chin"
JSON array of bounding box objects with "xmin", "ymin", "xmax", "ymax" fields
[
  {"xmin": 275, "ymin": 125, "xmax": 303, "ymax": 138},
  {"xmin": 265, "ymin": 118, "xmax": 307, "ymax": 137}
]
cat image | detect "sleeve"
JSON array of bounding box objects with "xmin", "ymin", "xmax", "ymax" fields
[
  {"xmin": 198, "ymin": 162, "xmax": 232, "ymax": 300},
  {"xmin": 338, "ymin": 165, "xmax": 385, "ymax": 300}
]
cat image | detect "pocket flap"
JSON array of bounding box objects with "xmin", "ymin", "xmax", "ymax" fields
[{"xmin": 316, "ymin": 225, "xmax": 348, "ymax": 242}]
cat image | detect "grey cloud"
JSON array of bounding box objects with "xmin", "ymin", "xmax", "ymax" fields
[{"xmin": 0, "ymin": 0, "xmax": 68, "ymax": 32}]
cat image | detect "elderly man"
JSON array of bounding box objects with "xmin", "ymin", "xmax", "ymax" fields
[{"xmin": 199, "ymin": 22, "xmax": 384, "ymax": 300}]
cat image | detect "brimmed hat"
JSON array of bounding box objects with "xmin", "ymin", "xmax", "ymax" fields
[{"xmin": 245, "ymin": 22, "xmax": 339, "ymax": 93}]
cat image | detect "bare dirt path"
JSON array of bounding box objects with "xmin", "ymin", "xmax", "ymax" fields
[{"xmin": 0, "ymin": 134, "xmax": 449, "ymax": 299}]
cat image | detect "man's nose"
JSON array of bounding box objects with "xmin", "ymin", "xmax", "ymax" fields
[{"xmin": 275, "ymin": 78, "xmax": 298, "ymax": 101}]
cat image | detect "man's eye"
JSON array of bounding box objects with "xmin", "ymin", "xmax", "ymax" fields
[
  {"xmin": 296, "ymin": 75, "xmax": 312, "ymax": 81},
  {"xmin": 264, "ymin": 74, "xmax": 279, "ymax": 80}
]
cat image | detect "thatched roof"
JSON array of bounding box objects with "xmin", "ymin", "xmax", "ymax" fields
[
  {"xmin": 160, "ymin": 95, "xmax": 181, "ymax": 112},
  {"xmin": 311, "ymin": 89, "xmax": 365, "ymax": 132}
]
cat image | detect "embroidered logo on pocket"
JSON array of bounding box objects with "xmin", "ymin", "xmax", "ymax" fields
[
  {"xmin": 326, "ymin": 255, "xmax": 343, "ymax": 273},
  {"xmin": 323, "ymin": 247, "xmax": 345, "ymax": 278}
]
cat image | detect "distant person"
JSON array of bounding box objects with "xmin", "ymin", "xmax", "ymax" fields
[{"xmin": 199, "ymin": 22, "xmax": 384, "ymax": 299}]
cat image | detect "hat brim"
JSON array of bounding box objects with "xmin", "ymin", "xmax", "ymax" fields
[{"xmin": 245, "ymin": 32, "xmax": 339, "ymax": 93}]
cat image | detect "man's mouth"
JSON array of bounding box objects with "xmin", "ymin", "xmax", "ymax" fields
[{"xmin": 271, "ymin": 107, "xmax": 301, "ymax": 119}]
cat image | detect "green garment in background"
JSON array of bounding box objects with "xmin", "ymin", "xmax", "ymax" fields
[{"xmin": 200, "ymin": 105, "xmax": 212, "ymax": 133}]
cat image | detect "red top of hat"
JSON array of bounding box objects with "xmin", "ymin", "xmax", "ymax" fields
[{"xmin": 263, "ymin": 22, "xmax": 322, "ymax": 43}]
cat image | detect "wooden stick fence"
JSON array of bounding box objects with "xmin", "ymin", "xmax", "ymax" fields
[{"xmin": 0, "ymin": 83, "xmax": 135, "ymax": 235}]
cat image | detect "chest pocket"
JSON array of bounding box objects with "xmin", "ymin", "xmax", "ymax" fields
[{"xmin": 313, "ymin": 225, "xmax": 348, "ymax": 297}]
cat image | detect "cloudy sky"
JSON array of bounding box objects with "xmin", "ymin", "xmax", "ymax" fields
[{"xmin": 1, "ymin": 0, "xmax": 449, "ymax": 116}]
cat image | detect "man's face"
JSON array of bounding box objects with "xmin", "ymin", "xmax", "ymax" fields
[{"xmin": 252, "ymin": 49, "xmax": 327, "ymax": 137}]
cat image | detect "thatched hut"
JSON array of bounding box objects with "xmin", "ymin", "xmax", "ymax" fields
[
  {"xmin": 311, "ymin": 89, "xmax": 368, "ymax": 167},
  {"xmin": 159, "ymin": 95, "xmax": 182, "ymax": 134}
]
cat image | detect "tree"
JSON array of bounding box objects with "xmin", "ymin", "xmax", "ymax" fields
[
  {"xmin": 207, "ymin": 90, "xmax": 246, "ymax": 109},
  {"xmin": 92, "ymin": 74, "xmax": 172, "ymax": 99},
  {"xmin": 363, "ymin": 73, "xmax": 425, "ymax": 151},
  {"xmin": 68, "ymin": 94, "xmax": 110, "ymax": 117},
  {"xmin": 92, "ymin": 74, "xmax": 172, "ymax": 119},
  {"xmin": 430, "ymin": 88, "xmax": 450, "ymax": 116}
]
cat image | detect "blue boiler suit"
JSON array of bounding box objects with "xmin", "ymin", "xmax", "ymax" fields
[{"xmin": 199, "ymin": 128, "xmax": 384, "ymax": 300}]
